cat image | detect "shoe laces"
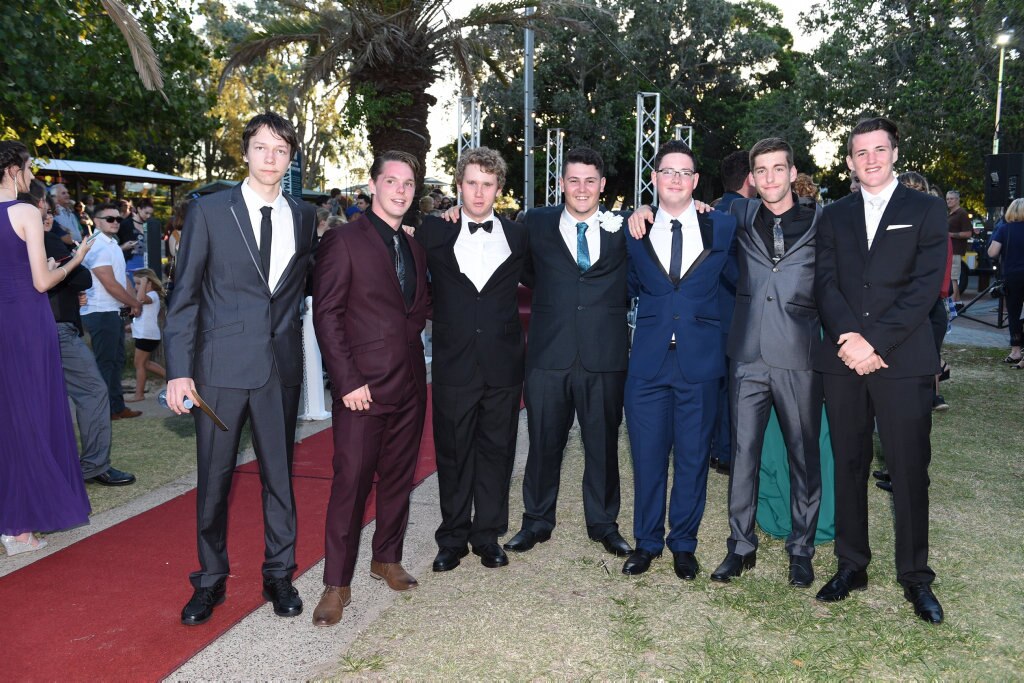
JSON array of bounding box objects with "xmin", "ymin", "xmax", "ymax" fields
[{"xmin": 266, "ymin": 577, "xmax": 296, "ymax": 597}]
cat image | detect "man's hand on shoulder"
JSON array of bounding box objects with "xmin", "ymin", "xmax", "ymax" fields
[
  {"xmin": 442, "ymin": 206, "xmax": 461, "ymax": 223},
  {"xmin": 627, "ymin": 205, "xmax": 654, "ymax": 239}
]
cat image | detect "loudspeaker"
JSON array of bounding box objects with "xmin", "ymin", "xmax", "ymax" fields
[{"xmin": 984, "ymin": 153, "xmax": 1024, "ymax": 208}]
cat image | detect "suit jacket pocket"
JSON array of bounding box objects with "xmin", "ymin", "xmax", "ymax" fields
[
  {"xmin": 201, "ymin": 321, "xmax": 244, "ymax": 339},
  {"xmin": 785, "ymin": 301, "xmax": 818, "ymax": 318},
  {"xmin": 352, "ymin": 338, "xmax": 386, "ymax": 355},
  {"xmin": 736, "ymin": 294, "xmax": 752, "ymax": 304},
  {"xmin": 695, "ymin": 316, "xmax": 720, "ymax": 327}
]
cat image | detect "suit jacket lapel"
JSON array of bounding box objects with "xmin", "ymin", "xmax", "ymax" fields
[
  {"xmin": 848, "ymin": 192, "xmax": 869, "ymax": 259},
  {"xmin": 479, "ymin": 219, "xmax": 524, "ymax": 293},
  {"xmin": 359, "ymin": 218, "xmax": 406, "ymax": 303},
  {"xmin": 270, "ymin": 194, "xmax": 307, "ymax": 295},
  {"xmin": 681, "ymin": 211, "xmax": 714, "ymax": 280},
  {"xmin": 786, "ymin": 202, "xmax": 821, "ymax": 256},
  {"xmin": 868, "ymin": 184, "xmax": 905, "ymax": 255},
  {"xmin": 641, "ymin": 205, "xmax": 673, "ymax": 284},
  {"xmin": 228, "ymin": 184, "xmax": 270, "ymax": 292},
  {"xmin": 743, "ymin": 199, "xmax": 772, "ymax": 262}
]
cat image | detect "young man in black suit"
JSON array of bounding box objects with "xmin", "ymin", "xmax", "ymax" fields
[
  {"xmin": 813, "ymin": 117, "xmax": 947, "ymax": 624},
  {"xmin": 415, "ymin": 147, "xmax": 529, "ymax": 572}
]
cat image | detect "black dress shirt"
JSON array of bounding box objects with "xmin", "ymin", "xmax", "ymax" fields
[
  {"xmin": 44, "ymin": 231, "xmax": 93, "ymax": 334},
  {"xmin": 755, "ymin": 192, "xmax": 815, "ymax": 256},
  {"xmin": 367, "ymin": 209, "xmax": 416, "ymax": 307}
]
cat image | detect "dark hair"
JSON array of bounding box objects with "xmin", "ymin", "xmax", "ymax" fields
[
  {"xmin": 748, "ymin": 138, "xmax": 793, "ymax": 170},
  {"xmin": 94, "ymin": 201, "xmax": 120, "ymax": 216},
  {"xmin": 329, "ymin": 188, "xmax": 341, "ymax": 197},
  {"xmin": 242, "ymin": 110, "xmax": 299, "ymax": 161},
  {"xmin": 135, "ymin": 197, "xmax": 154, "ymax": 211},
  {"xmin": 563, "ymin": 147, "xmax": 604, "ymax": 177},
  {"xmin": 720, "ymin": 150, "xmax": 751, "ymax": 192},
  {"xmin": 356, "ymin": 192, "xmax": 371, "ymax": 203},
  {"xmin": 847, "ymin": 117, "xmax": 899, "ymax": 155},
  {"xmin": 27, "ymin": 178, "xmax": 48, "ymax": 205},
  {"xmin": 0, "ymin": 140, "xmax": 30, "ymax": 175},
  {"xmin": 369, "ymin": 150, "xmax": 419, "ymax": 181},
  {"xmin": 653, "ymin": 140, "xmax": 696, "ymax": 173}
]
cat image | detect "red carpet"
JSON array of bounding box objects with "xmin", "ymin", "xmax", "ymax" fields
[{"xmin": 0, "ymin": 388, "xmax": 437, "ymax": 682}]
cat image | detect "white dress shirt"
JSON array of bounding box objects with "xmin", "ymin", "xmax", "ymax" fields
[
  {"xmin": 559, "ymin": 208, "xmax": 602, "ymax": 265},
  {"xmin": 650, "ymin": 202, "xmax": 702, "ymax": 276},
  {"xmin": 454, "ymin": 212, "xmax": 511, "ymax": 291},
  {"xmin": 81, "ymin": 232, "xmax": 127, "ymax": 314},
  {"xmin": 861, "ymin": 176, "xmax": 899, "ymax": 249},
  {"xmin": 240, "ymin": 178, "xmax": 295, "ymax": 291},
  {"xmin": 131, "ymin": 291, "xmax": 161, "ymax": 340}
]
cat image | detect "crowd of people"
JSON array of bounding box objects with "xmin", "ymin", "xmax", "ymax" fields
[{"xmin": 3, "ymin": 109, "xmax": 1020, "ymax": 638}]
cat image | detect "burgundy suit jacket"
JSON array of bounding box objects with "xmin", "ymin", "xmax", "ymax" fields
[{"xmin": 312, "ymin": 215, "xmax": 430, "ymax": 405}]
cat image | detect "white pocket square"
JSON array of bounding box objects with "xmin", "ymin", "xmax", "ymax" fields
[{"xmin": 885, "ymin": 224, "xmax": 913, "ymax": 231}]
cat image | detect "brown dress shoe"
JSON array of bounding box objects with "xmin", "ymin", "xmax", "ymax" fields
[
  {"xmin": 111, "ymin": 408, "xmax": 142, "ymax": 420},
  {"xmin": 369, "ymin": 560, "xmax": 418, "ymax": 591},
  {"xmin": 312, "ymin": 586, "xmax": 351, "ymax": 627}
]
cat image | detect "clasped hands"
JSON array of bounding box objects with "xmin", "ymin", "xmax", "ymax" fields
[{"xmin": 837, "ymin": 332, "xmax": 888, "ymax": 375}]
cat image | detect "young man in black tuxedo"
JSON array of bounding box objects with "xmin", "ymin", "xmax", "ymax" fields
[
  {"xmin": 415, "ymin": 147, "xmax": 529, "ymax": 572},
  {"xmin": 813, "ymin": 117, "xmax": 947, "ymax": 624}
]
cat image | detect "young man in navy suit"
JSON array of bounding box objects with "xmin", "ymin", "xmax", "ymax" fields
[
  {"xmin": 621, "ymin": 140, "xmax": 738, "ymax": 579},
  {"xmin": 813, "ymin": 117, "xmax": 946, "ymax": 624}
]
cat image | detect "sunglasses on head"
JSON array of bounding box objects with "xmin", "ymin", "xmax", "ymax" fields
[{"xmin": 94, "ymin": 216, "xmax": 120, "ymax": 224}]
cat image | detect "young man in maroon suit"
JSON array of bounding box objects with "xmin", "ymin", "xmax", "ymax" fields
[{"xmin": 311, "ymin": 150, "xmax": 430, "ymax": 626}]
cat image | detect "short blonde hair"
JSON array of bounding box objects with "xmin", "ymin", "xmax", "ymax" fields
[{"xmin": 1006, "ymin": 198, "xmax": 1024, "ymax": 223}]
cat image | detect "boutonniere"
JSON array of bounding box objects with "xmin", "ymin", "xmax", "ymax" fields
[{"xmin": 597, "ymin": 211, "xmax": 622, "ymax": 233}]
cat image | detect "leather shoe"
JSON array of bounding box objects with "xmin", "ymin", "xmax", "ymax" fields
[
  {"xmin": 87, "ymin": 467, "xmax": 136, "ymax": 486},
  {"xmin": 710, "ymin": 551, "xmax": 756, "ymax": 582},
  {"xmin": 872, "ymin": 470, "xmax": 891, "ymax": 482},
  {"xmin": 815, "ymin": 569, "xmax": 868, "ymax": 602},
  {"xmin": 788, "ymin": 555, "xmax": 814, "ymax": 587},
  {"xmin": 673, "ymin": 551, "xmax": 700, "ymax": 580},
  {"xmin": 503, "ymin": 528, "xmax": 551, "ymax": 552},
  {"xmin": 903, "ymin": 582, "xmax": 943, "ymax": 624},
  {"xmin": 111, "ymin": 408, "xmax": 142, "ymax": 420},
  {"xmin": 432, "ymin": 546, "xmax": 468, "ymax": 572},
  {"xmin": 710, "ymin": 457, "xmax": 730, "ymax": 475},
  {"xmin": 876, "ymin": 480, "xmax": 893, "ymax": 493},
  {"xmin": 181, "ymin": 581, "xmax": 226, "ymax": 625},
  {"xmin": 597, "ymin": 530, "xmax": 632, "ymax": 557},
  {"xmin": 262, "ymin": 577, "xmax": 302, "ymax": 617},
  {"xmin": 622, "ymin": 549, "xmax": 660, "ymax": 575},
  {"xmin": 369, "ymin": 560, "xmax": 418, "ymax": 591},
  {"xmin": 312, "ymin": 585, "xmax": 351, "ymax": 627},
  {"xmin": 472, "ymin": 543, "xmax": 509, "ymax": 568}
]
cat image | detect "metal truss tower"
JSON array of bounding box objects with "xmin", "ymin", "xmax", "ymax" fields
[{"xmin": 634, "ymin": 92, "xmax": 660, "ymax": 208}]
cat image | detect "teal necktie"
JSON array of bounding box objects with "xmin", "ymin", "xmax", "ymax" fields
[{"xmin": 576, "ymin": 221, "xmax": 591, "ymax": 271}]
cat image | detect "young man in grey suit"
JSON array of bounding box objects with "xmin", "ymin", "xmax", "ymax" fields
[
  {"xmin": 165, "ymin": 112, "xmax": 317, "ymax": 626},
  {"xmin": 708, "ymin": 138, "xmax": 823, "ymax": 588}
]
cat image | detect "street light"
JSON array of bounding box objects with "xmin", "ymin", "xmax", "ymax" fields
[{"xmin": 993, "ymin": 18, "xmax": 1014, "ymax": 155}]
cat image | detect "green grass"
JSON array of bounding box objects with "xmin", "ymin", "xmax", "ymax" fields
[{"xmin": 334, "ymin": 346, "xmax": 1024, "ymax": 679}]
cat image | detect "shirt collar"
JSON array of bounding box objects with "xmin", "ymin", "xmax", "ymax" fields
[
  {"xmin": 860, "ymin": 176, "xmax": 899, "ymax": 206},
  {"xmin": 242, "ymin": 177, "xmax": 286, "ymax": 211},
  {"xmin": 654, "ymin": 201, "xmax": 698, "ymax": 228},
  {"xmin": 561, "ymin": 207, "xmax": 599, "ymax": 230},
  {"xmin": 461, "ymin": 212, "xmax": 498, "ymax": 234}
]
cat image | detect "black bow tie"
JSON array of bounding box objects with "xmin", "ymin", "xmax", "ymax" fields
[{"xmin": 468, "ymin": 220, "xmax": 493, "ymax": 234}]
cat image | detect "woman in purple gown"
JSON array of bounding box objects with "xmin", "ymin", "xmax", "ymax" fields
[{"xmin": 0, "ymin": 141, "xmax": 92, "ymax": 556}]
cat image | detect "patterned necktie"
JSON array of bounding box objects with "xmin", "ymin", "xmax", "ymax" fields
[
  {"xmin": 865, "ymin": 196, "xmax": 885, "ymax": 247},
  {"xmin": 576, "ymin": 221, "xmax": 591, "ymax": 271},
  {"xmin": 259, "ymin": 206, "xmax": 273, "ymax": 280},
  {"xmin": 772, "ymin": 216, "xmax": 785, "ymax": 262},
  {"xmin": 669, "ymin": 219, "xmax": 683, "ymax": 282},
  {"xmin": 468, "ymin": 220, "xmax": 493, "ymax": 234},
  {"xmin": 393, "ymin": 233, "xmax": 406, "ymax": 293}
]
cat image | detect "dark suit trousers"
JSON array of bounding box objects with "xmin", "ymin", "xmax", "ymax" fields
[
  {"xmin": 625, "ymin": 355, "xmax": 717, "ymax": 554},
  {"xmin": 323, "ymin": 388, "xmax": 425, "ymax": 587},
  {"xmin": 823, "ymin": 372, "xmax": 935, "ymax": 586},
  {"xmin": 522, "ymin": 361, "xmax": 625, "ymax": 538},
  {"xmin": 727, "ymin": 359, "xmax": 822, "ymax": 558},
  {"xmin": 432, "ymin": 375, "xmax": 521, "ymax": 548},
  {"xmin": 191, "ymin": 367, "xmax": 300, "ymax": 588}
]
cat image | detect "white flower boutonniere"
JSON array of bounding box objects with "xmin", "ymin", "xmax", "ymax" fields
[{"xmin": 598, "ymin": 211, "xmax": 623, "ymax": 233}]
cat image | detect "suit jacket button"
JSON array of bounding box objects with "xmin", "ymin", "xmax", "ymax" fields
[
  {"xmin": 577, "ymin": 305, "xmax": 584, "ymax": 310},
  {"xmin": 270, "ymin": 332, "xmax": 276, "ymax": 338},
  {"xmin": 673, "ymin": 314, "xmax": 680, "ymax": 320},
  {"xmin": 863, "ymin": 282, "xmax": 871, "ymax": 288},
  {"xmin": 863, "ymin": 312, "xmax": 870, "ymax": 317},
  {"xmin": 476, "ymin": 328, "xmax": 482, "ymax": 333},
  {"xmin": 772, "ymin": 267, "xmax": 779, "ymax": 273},
  {"xmin": 767, "ymin": 296, "xmax": 774, "ymax": 301}
]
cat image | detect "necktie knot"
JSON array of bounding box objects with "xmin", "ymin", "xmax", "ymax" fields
[
  {"xmin": 468, "ymin": 220, "xmax": 493, "ymax": 234},
  {"xmin": 260, "ymin": 206, "xmax": 273, "ymax": 218},
  {"xmin": 670, "ymin": 219, "xmax": 682, "ymax": 233},
  {"xmin": 576, "ymin": 221, "xmax": 589, "ymax": 236},
  {"xmin": 867, "ymin": 196, "xmax": 885, "ymax": 212}
]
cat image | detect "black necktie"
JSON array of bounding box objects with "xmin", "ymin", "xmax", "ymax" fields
[
  {"xmin": 772, "ymin": 216, "xmax": 785, "ymax": 262},
  {"xmin": 393, "ymin": 233, "xmax": 406, "ymax": 293},
  {"xmin": 468, "ymin": 220, "xmax": 493, "ymax": 234},
  {"xmin": 259, "ymin": 206, "xmax": 273, "ymax": 280},
  {"xmin": 669, "ymin": 219, "xmax": 683, "ymax": 282}
]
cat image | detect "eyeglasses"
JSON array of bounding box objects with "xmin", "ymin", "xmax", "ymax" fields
[
  {"xmin": 656, "ymin": 169, "xmax": 696, "ymax": 180},
  {"xmin": 94, "ymin": 215, "xmax": 120, "ymax": 224}
]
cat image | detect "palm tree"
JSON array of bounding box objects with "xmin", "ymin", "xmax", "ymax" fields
[
  {"xmin": 220, "ymin": 0, "xmax": 583, "ymax": 187},
  {"xmin": 99, "ymin": 0, "xmax": 165, "ymax": 96}
]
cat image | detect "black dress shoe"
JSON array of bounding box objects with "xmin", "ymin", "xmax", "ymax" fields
[
  {"xmin": 672, "ymin": 551, "xmax": 700, "ymax": 580},
  {"xmin": 87, "ymin": 467, "xmax": 136, "ymax": 486},
  {"xmin": 432, "ymin": 546, "xmax": 468, "ymax": 572},
  {"xmin": 181, "ymin": 581, "xmax": 226, "ymax": 625},
  {"xmin": 904, "ymin": 583, "xmax": 943, "ymax": 624},
  {"xmin": 503, "ymin": 528, "xmax": 551, "ymax": 552},
  {"xmin": 876, "ymin": 480, "xmax": 893, "ymax": 493},
  {"xmin": 710, "ymin": 458, "xmax": 731, "ymax": 475},
  {"xmin": 788, "ymin": 555, "xmax": 814, "ymax": 587},
  {"xmin": 622, "ymin": 549, "xmax": 660, "ymax": 575},
  {"xmin": 472, "ymin": 543, "xmax": 509, "ymax": 568},
  {"xmin": 262, "ymin": 577, "xmax": 303, "ymax": 617},
  {"xmin": 710, "ymin": 551, "xmax": 756, "ymax": 582},
  {"xmin": 815, "ymin": 569, "xmax": 868, "ymax": 602},
  {"xmin": 597, "ymin": 530, "xmax": 632, "ymax": 557}
]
